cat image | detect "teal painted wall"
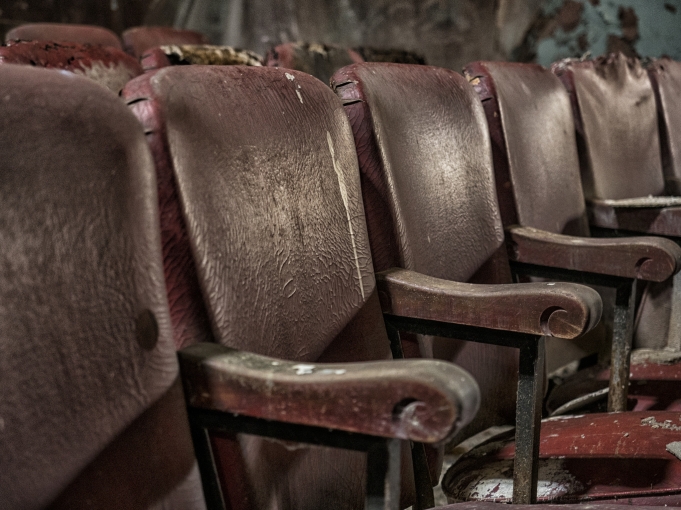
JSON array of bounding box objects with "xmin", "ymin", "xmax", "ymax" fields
[{"xmin": 533, "ymin": 0, "xmax": 681, "ymax": 66}]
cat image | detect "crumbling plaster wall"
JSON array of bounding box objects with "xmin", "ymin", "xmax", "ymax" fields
[
  {"xmin": 524, "ymin": 0, "xmax": 681, "ymax": 66},
  {"xmin": 179, "ymin": 0, "xmax": 544, "ymax": 71}
]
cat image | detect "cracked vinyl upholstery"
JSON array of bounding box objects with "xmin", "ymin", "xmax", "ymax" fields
[
  {"xmin": 123, "ymin": 66, "xmax": 411, "ymax": 510},
  {"xmin": 331, "ymin": 63, "xmax": 519, "ymax": 437},
  {"xmin": 0, "ymin": 65, "xmax": 202, "ymax": 509},
  {"xmin": 552, "ymin": 53, "xmax": 665, "ymax": 201}
]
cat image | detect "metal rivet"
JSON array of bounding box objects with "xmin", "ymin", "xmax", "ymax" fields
[{"xmin": 136, "ymin": 309, "xmax": 158, "ymax": 350}]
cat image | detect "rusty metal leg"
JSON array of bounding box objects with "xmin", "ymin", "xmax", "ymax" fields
[
  {"xmin": 512, "ymin": 336, "xmax": 545, "ymax": 505},
  {"xmin": 384, "ymin": 320, "xmax": 435, "ymax": 510},
  {"xmin": 366, "ymin": 438, "xmax": 402, "ymax": 510},
  {"xmin": 189, "ymin": 419, "xmax": 227, "ymax": 510},
  {"xmin": 385, "ymin": 320, "xmax": 405, "ymax": 360},
  {"xmin": 608, "ymin": 279, "xmax": 636, "ymax": 412}
]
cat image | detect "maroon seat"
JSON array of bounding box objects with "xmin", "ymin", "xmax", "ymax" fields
[
  {"xmin": 122, "ymin": 65, "xmax": 494, "ymax": 509},
  {"xmin": 0, "ymin": 40, "xmax": 143, "ymax": 94},
  {"xmin": 0, "ymin": 65, "xmax": 202, "ymax": 509},
  {"xmin": 266, "ymin": 41, "xmax": 364, "ymax": 85},
  {"xmin": 331, "ymin": 63, "xmax": 606, "ymax": 504},
  {"xmin": 4, "ymin": 22, "xmax": 122, "ymax": 49},
  {"xmin": 122, "ymin": 26, "xmax": 208, "ymax": 58},
  {"xmin": 552, "ymin": 53, "xmax": 681, "ymax": 362},
  {"xmin": 462, "ymin": 60, "xmax": 681, "ymax": 415},
  {"xmin": 140, "ymin": 43, "xmax": 262, "ymax": 72}
]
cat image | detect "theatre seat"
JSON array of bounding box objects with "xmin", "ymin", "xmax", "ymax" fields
[
  {"xmin": 552, "ymin": 53, "xmax": 681, "ymax": 358},
  {"xmin": 122, "ymin": 26, "xmax": 208, "ymax": 58},
  {"xmin": 0, "ymin": 64, "xmax": 203, "ymax": 510},
  {"xmin": 462, "ymin": 60, "xmax": 681, "ymax": 414},
  {"xmin": 140, "ymin": 43, "xmax": 262, "ymax": 72},
  {"xmin": 123, "ymin": 65, "xmax": 490, "ymax": 510},
  {"xmin": 0, "ymin": 40, "xmax": 143, "ymax": 94},
  {"xmin": 4, "ymin": 22, "xmax": 122, "ymax": 49},
  {"xmin": 266, "ymin": 41, "xmax": 364, "ymax": 84},
  {"xmin": 331, "ymin": 62, "xmax": 605, "ymax": 504}
]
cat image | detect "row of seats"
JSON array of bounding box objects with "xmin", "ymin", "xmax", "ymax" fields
[
  {"xmin": 2, "ymin": 23, "xmax": 428, "ymax": 86},
  {"xmin": 2, "ymin": 21, "xmax": 681, "ymax": 510}
]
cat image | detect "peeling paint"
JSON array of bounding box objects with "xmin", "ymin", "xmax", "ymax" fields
[
  {"xmin": 292, "ymin": 364, "xmax": 315, "ymax": 375},
  {"xmin": 450, "ymin": 458, "xmax": 584, "ymax": 502},
  {"xmin": 640, "ymin": 416, "xmax": 681, "ymax": 431},
  {"xmin": 667, "ymin": 441, "xmax": 681, "ymax": 460},
  {"xmin": 326, "ymin": 131, "xmax": 365, "ymax": 299}
]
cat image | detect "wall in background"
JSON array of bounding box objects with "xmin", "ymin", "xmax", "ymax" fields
[
  {"xmin": 520, "ymin": 0, "xmax": 681, "ymax": 66},
  {"xmin": 1, "ymin": 0, "xmax": 679, "ymax": 70}
]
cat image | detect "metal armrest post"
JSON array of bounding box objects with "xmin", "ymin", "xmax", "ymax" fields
[
  {"xmin": 190, "ymin": 419, "xmax": 227, "ymax": 510},
  {"xmin": 366, "ymin": 438, "xmax": 402, "ymax": 510},
  {"xmin": 510, "ymin": 262, "xmax": 637, "ymax": 413},
  {"xmin": 609, "ymin": 279, "xmax": 636, "ymax": 412},
  {"xmin": 513, "ymin": 337, "xmax": 545, "ymax": 504},
  {"xmin": 384, "ymin": 316, "xmax": 544, "ymax": 505},
  {"xmin": 384, "ymin": 320, "xmax": 436, "ymax": 510},
  {"xmin": 187, "ymin": 407, "xmax": 404, "ymax": 510}
]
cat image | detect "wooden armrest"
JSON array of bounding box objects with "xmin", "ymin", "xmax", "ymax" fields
[
  {"xmin": 376, "ymin": 268, "xmax": 601, "ymax": 340},
  {"xmin": 179, "ymin": 342, "xmax": 480, "ymax": 444},
  {"xmin": 587, "ymin": 199, "xmax": 681, "ymax": 237},
  {"xmin": 507, "ymin": 226, "xmax": 681, "ymax": 282}
]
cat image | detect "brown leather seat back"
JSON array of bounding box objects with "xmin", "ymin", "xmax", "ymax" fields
[
  {"xmin": 123, "ymin": 65, "xmax": 393, "ymax": 510},
  {"xmin": 332, "ymin": 63, "xmax": 504, "ymax": 281},
  {"xmin": 5, "ymin": 22, "xmax": 122, "ymax": 49},
  {"xmin": 552, "ymin": 53, "xmax": 664, "ymax": 200},
  {"xmin": 266, "ymin": 42, "xmax": 364, "ymax": 85},
  {"xmin": 0, "ymin": 65, "xmax": 199, "ymax": 509},
  {"xmin": 648, "ymin": 58, "xmax": 681, "ymax": 195},
  {"xmin": 331, "ymin": 63, "xmax": 518, "ymax": 437},
  {"xmin": 124, "ymin": 65, "xmax": 374, "ymax": 361},
  {"xmin": 122, "ymin": 26, "xmax": 208, "ymax": 58},
  {"xmin": 0, "ymin": 40, "xmax": 143, "ymax": 94},
  {"xmin": 464, "ymin": 61, "xmax": 589, "ymax": 236}
]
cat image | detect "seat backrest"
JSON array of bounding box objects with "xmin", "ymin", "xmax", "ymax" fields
[
  {"xmin": 353, "ymin": 47, "xmax": 427, "ymax": 65},
  {"xmin": 266, "ymin": 42, "xmax": 364, "ymax": 85},
  {"xmin": 5, "ymin": 22, "xmax": 122, "ymax": 50},
  {"xmin": 648, "ymin": 58, "xmax": 681, "ymax": 195},
  {"xmin": 0, "ymin": 40, "xmax": 143, "ymax": 94},
  {"xmin": 331, "ymin": 63, "xmax": 518, "ymax": 435},
  {"xmin": 140, "ymin": 44, "xmax": 263, "ymax": 72},
  {"xmin": 123, "ymin": 65, "xmax": 395, "ymax": 510},
  {"xmin": 552, "ymin": 53, "xmax": 665, "ymax": 200},
  {"xmin": 464, "ymin": 61, "xmax": 589, "ymax": 236},
  {"xmin": 122, "ymin": 26, "xmax": 208, "ymax": 58},
  {"xmin": 0, "ymin": 65, "xmax": 201, "ymax": 510}
]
